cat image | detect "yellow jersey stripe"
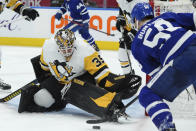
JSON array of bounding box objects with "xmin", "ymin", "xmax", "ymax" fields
[
  {"xmin": 96, "ymin": 71, "xmax": 110, "ymax": 84},
  {"xmin": 90, "ymin": 92, "xmax": 116, "ymax": 108}
]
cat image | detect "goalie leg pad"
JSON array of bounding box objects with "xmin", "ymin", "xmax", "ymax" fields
[
  {"xmin": 18, "ymin": 76, "xmax": 67, "ymax": 113},
  {"xmin": 64, "ymin": 79, "xmax": 122, "ymax": 119},
  {"xmin": 18, "ymin": 84, "xmax": 48, "ymax": 113}
]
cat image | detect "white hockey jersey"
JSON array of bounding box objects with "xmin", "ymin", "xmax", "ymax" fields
[
  {"xmin": 40, "ymin": 37, "xmax": 110, "ymax": 85},
  {"xmin": 0, "ymin": 0, "xmax": 23, "ymax": 13},
  {"xmin": 116, "ymin": 0, "xmax": 148, "ymax": 14}
]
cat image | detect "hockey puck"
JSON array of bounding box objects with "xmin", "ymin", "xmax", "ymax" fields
[{"xmin": 92, "ymin": 125, "xmax": 101, "ymax": 130}]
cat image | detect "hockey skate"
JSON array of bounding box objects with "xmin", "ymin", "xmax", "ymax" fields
[
  {"xmin": 0, "ymin": 78, "xmax": 11, "ymax": 92},
  {"xmin": 163, "ymin": 123, "xmax": 177, "ymax": 131},
  {"xmin": 164, "ymin": 128, "xmax": 177, "ymax": 131}
]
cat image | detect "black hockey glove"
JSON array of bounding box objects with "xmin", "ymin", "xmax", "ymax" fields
[
  {"xmin": 116, "ymin": 15, "xmax": 126, "ymax": 32},
  {"xmin": 104, "ymin": 73, "xmax": 141, "ymax": 99},
  {"xmin": 123, "ymin": 29, "xmax": 137, "ymax": 44},
  {"xmin": 120, "ymin": 74, "xmax": 141, "ymax": 99},
  {"xmin": 21, "ymin": 7, "xmax": 39, "ymax": 21},
  {"xmin": 119, "ymin": 28, "xmax": 137, "ymax": 49}
]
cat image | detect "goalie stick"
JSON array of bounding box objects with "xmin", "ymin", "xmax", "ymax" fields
[
  {"xmin": 62, "ymin": 17, "xmax": 115, "ymax": 36},
  {"xmin": 0, "ymin": 79, "xmax": 38, "ymax": 102},
  {"xmin": 86, "ymin": 96, "xmax": 138, "ymax": 124}
]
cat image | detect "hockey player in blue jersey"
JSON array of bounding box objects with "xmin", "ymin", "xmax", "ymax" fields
[
  {"xmin": 130, "ymin": 2, "xmax": 196, "ymax": 131},
  {"xmin": 54, "ymin": 0, "xmax": 100, "ymax": 51}
]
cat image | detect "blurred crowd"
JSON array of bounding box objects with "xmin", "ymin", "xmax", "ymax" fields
[
  {"xmin": 22, "ymin": 0, "xmax": 118, "ymax": 8},
  {"xmin": 50, "ymin": 0, "xmax": 118, "ymax": 8},
  {"xmin": 21, "ymin": 0, "xmax": 195, "ymax": 8}
]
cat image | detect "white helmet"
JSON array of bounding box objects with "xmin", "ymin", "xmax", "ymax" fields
[
  {"xmin": 0, "ymin": 0, "xmax": 6, "ymax": 14},
  {"xmin": 55, "ymin": 29, "xmax": 76, "ymax": 61}
]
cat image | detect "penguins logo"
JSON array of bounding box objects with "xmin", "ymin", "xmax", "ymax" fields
[{"xmin": 50, "ymin": 60, "xmax": 76, "ymax": 81}]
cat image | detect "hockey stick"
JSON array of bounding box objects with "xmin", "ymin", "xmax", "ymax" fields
[
  {"xmin": 62, "ymin": 18, "xmax": 115, "ymax": 36},
  {"xmin": 86, "ymin": 95, "xmax": 138, "ymax": 124},
  {"xmin": 124, "ymin": 40, "xmax": 134, "ymax": 74},
  {"xmin": 0, "ymin": 79, "xmax": 38, "ymax": 102}
]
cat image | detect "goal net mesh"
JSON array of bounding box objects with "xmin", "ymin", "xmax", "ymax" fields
[{"xmin": 153, "ymin": 0, "xmax": 194, "ymax": 16}]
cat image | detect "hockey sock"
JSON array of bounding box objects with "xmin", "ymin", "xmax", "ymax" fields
[
  {"xmin": 88, "ymin": 38, "xmax": 99, "ymax": 51},
  {"xmin": 118, "ymin": 48, "xmax": 131, "ymax": 74},
  {"xmin": 139, "ymin": 86, "xmax": 175, "ymax": 131}
]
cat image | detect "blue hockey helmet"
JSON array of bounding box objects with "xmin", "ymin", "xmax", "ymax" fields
[{"xmin": 131, "ymin": 2, "xmax": 154, "ymax": 24}]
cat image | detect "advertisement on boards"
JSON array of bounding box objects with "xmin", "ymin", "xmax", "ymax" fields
[
  {"xmin": 0, "ymin": 8, "xmax": 121, "ymax": 48},
  {"xmin": 21, "ymin": 0, "xmax": 51, "ymax": 7}
]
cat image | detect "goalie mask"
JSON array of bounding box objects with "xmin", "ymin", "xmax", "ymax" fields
[
  {"xmin": 55, "ymin": 29, "xmax": 76, "ymax": 61},
  {"xmin": 0, "ymin": 0, "xmax": 6, "ymax": 14}
]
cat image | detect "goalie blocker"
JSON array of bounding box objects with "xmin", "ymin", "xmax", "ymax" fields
[{"xmin": 18, "ymin": 55, "xmax": 141, "ymax": 119}]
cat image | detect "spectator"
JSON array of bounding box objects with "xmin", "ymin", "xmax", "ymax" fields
[
  {"xmin": 83, "ymin": 0, "xmax": 97, "ymax": 7},
  {"xmin": 93, "ymin": 0, "xmax": 118, "ymax": 8},
  {"xmin": 51, "ymin": 0, "xmax": 64, "ymax": 7}
]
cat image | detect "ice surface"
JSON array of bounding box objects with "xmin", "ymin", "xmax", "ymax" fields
[{"xmin": 0, "ymin": 46, "xmax": 195, "ymax": 131}]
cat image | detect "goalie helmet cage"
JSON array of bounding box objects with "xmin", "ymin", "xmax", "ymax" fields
[{"xmin": 145, "ymin": 0, "xmax": 196, "ymax": 118}]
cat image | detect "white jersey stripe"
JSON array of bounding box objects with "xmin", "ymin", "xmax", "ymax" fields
[
  {"xmin": 151, "ymin": 109, "xmax": 171, "ymax": 120},
  {"xmin": 95, "ymin": 68, "xmax": 109, "ymax": 80},
  {"xmin": 163, "ymin": 30, "xmax": 193, "ymax": 65},
  {"xmin": 147, "ymin": 60, "xmax": 173, "ymax": 88},
  {"xmin": 146, "ymin": 100, "xmax": 164, "ymax": 113},
  {"xmin": 193, "ymin": 12, "xmax": 196, "ymax": 29}
]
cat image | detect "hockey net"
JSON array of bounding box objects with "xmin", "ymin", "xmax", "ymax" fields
[
  {"xmin": 151, "ymin": 0, "xmax": 194, "ymax": 16},
  {"xmin": 167, "ymin": 86, "xmax": 196, "ymax": 118},
  {"xmin": 148, "ymin": 0, "xmax": 196, "ymax": 118}
]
